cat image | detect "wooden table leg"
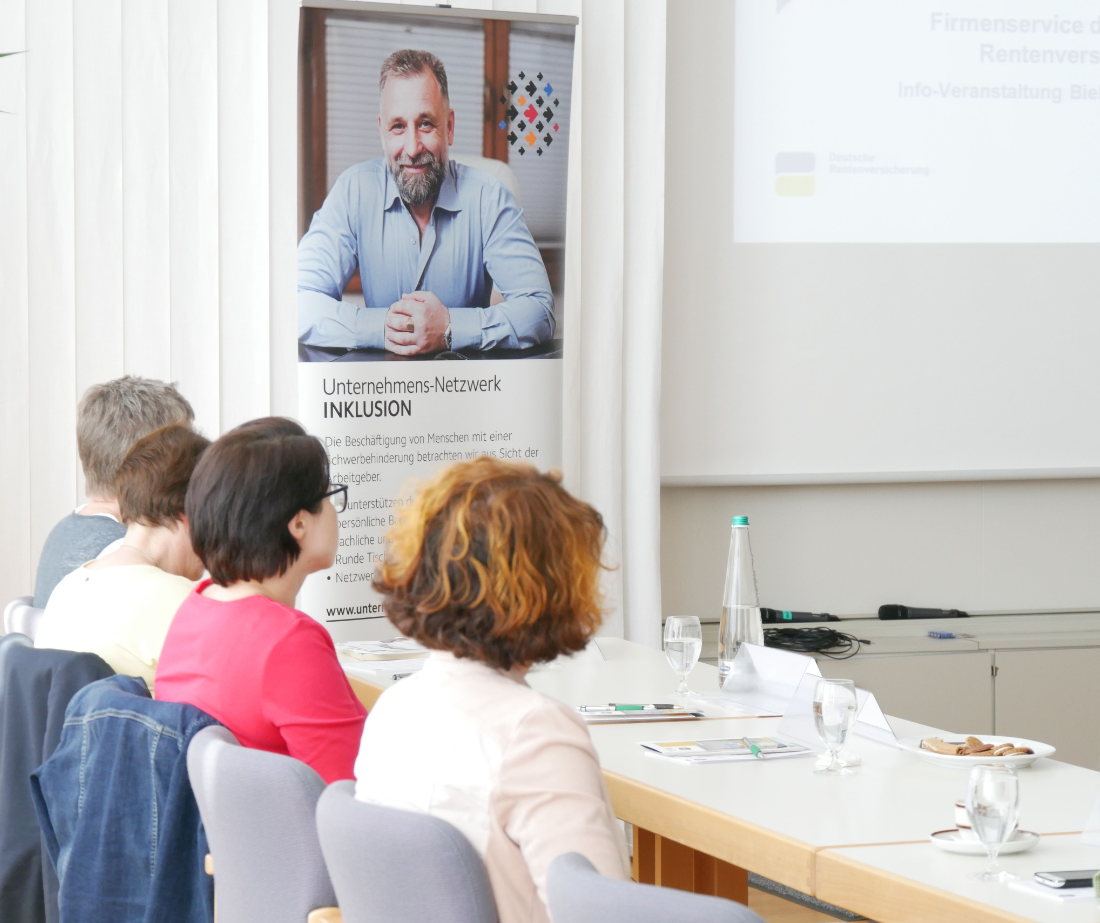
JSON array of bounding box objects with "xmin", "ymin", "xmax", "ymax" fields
[
  {"xmin": 631, "ymin": 826, "xmax": 749, "ymax": 904},
  {"xmin": 656, "ymin": 834, "xmax": 696, "ymax": 891},
  {"xmin": 713, "ymin": 856, "xmax": 749, "ymax": 903},
  {"xmin": 633, "ymin": 825, "xmax": 656, "ymax": 884}
]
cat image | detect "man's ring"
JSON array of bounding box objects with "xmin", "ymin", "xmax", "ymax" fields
[{"xmin": 406, "ymin": 322, "xmax": 414, "ymax": 332}]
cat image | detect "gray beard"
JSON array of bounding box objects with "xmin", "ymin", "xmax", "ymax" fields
[{"xmin": 389, "ymin": 152, "xmax": 447, "ymax": 207}]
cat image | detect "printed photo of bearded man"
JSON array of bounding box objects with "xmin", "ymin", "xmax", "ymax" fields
[{"xmin": 297, "ymin": 48, "xmax": 555, "ymax": 356}]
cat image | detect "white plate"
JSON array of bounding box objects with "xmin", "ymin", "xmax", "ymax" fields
[
  {"xmin": 930, "ymin": 828, "xmax": 1040, "ymax": 855},
  {"xmin": 898, "ymin": 736, "xmax": 1055, "ymax": 769}
]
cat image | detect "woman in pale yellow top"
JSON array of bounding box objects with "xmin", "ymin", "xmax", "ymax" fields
[
  {"xmin": 36, "ymin": 423, "xmax": 210, "ymax": 687},
  {"xmin": 354, "ymin": 458, "xmax": 630, "ymax": 923}
]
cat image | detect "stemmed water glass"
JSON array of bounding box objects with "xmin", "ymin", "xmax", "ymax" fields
[
  {"xmin": 813, "ymin": 678, "xmax": 858, "ymax": 775},
  {"xmin": 664, "ymin": 616, "xmax": 703, "ymax": 696},
  {"xmin": 966, "ymin": 764, "xmax": 1020, "ymax": 882}
]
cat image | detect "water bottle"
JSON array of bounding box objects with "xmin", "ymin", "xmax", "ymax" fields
[{"xmin": 718, "ymin": 515, "xmax": 763, "ymax": 686}]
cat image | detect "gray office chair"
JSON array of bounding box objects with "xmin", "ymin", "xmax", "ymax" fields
[
  {"xmin": 0, "ymin": 631, "xmax": 33, "ymax": 699},
  {"xmin": 548, "ymin": 852, "xmax": 766, "ymax": 923},
  {"xmin": 316, "ymin": 781, "xmax": 498, "ymax": 923},
  {"xmin": 3, "ymin": 597, "xmax": 45, "ymax": 640},
  {"xmin": 0, "ymin": 630, "xmax": 32, "ymax": 658},
  {"xmin": 186, "ymin": 726, "xmax": 337, "ymax": 923}
]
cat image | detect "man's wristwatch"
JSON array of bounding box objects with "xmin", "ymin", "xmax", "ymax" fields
[{"xmin": 444, "ymin": 324, "xmax": 452, "ymax": 350}]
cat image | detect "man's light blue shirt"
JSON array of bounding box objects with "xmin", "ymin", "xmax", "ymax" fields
[{"xmin": 297, "ymin": 159, "xmax": 555, "ymax": 351}]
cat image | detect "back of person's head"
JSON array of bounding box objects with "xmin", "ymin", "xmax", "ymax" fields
[
  {"xmin": 375, "ymin": 457, "xmax": 606, "ymax": 671},
  {"xmin": 116, "ymin": 424, "xmax": 211, "ymax": 527},
  {"xmin": 186, "ymin": 417, "xmax": 330, "ymax": 586},
  {"xmin": 77, "ymin": 376, "xmax": 195, "ymax": 499}
]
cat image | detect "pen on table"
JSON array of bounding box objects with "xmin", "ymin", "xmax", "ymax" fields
[
  {"xmin": 576, "ymin": 704, "xmax": 684, "ymax": 713},
  {"xmin": 741, "ymin": 737, "xmax": 764, "ymax": 759}
]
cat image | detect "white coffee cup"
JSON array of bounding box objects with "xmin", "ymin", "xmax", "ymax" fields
[{"xmin": 954, "ymin": 800, "xmax": 980, "ymax": 842}]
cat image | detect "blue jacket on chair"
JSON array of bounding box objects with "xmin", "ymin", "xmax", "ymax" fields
[{"xmin": 29, "ymin": 674, "xmax": 220, "ymax": 923}]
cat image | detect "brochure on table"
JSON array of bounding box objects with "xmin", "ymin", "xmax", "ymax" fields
[
  {"xmin": 640, "ymin": 737, "xmax": 811, "ymax": 764},
  {"xmin": 1007, "ymin": 879, "xmax": 1096, "ymax": 903},
  {"xmin": 1079, "ymin": 794, "xmax": 1100, "ymax": 849},
  {"xmin": 582, "ymin": 710, "xmax": 705, "ymax": 724},
  {"xmin": 336, "ymin": 638, "xmax": 428, "ymax": 661},
  {"xmin": 342, "ymin": 656, "xmax": 426, "ymax": 684}
]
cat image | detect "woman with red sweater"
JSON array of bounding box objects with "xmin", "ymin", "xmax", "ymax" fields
[{"xmin": 155, "ymin": 417, "xmax": 366, "ymax": 783}]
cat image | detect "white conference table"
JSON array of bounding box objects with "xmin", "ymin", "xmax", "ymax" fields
[
  {"xmin": 593, "ymin": 714, "xmax": 1099, "ymax": 849},
  {"xmin": 341, "ymin": 636, "xmax": 752, "ymax": 715},
  {"xmin": 526, "ymin": 638, "xmax": 762, "ymax": 715},
  {"xmin": 818, "ymin": 837, "xmax": 1100, "ymax": 923},
  {"xmin": 341, "ymin": 637, "xmax": 1100, "ymax": 921},
  {"xmin": 592, "ymin": 714, "xmax": 1100, "ymax": 915}
]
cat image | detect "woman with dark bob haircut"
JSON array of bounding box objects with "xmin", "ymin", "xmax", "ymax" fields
[
  {"xmin": 155, "ymin": 417, "xmax": 366, "ymax": 783},
  {"xmin": 354, "ymin": 457, "xmax": 629, "ymax": 923}
]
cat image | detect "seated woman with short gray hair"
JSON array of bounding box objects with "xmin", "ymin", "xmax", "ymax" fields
[
  {"xmin": 33, "ymin": 376, "xmax": 195, "ymax": 608},
  {"xmin": 354, "ymin": 456, "xmax": 630, "ymax": 923}
]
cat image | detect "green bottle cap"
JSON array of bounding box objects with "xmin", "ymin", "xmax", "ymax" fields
[{"xmin": 732, "ymin": 515, "xmax": 749, "ymax": 526}]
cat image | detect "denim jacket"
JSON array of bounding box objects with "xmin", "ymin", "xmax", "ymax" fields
[{"xmin": 30, "ymin": 675, "xmax": 220, "ymax": 923}]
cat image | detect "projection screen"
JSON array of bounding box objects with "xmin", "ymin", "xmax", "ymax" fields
[{"xmin": 661, "ymin": 0, "xmax": 1100, "ymax": 484}]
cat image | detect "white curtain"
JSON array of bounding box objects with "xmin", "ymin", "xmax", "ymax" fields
[
  {"xmin": 564, "ymin": 0, "xmax": 667, "ymax": 646},
  {"xmin": 0, "ymin": 0, "xmax": 667, "ymax": 649},
  {"xmin": 0, "ymin": 0, "xmax": 298, "ymax": 605}
]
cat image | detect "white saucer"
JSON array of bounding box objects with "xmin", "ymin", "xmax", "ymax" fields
[{"xmin": 930, "ymin": 828, "xmax": 1040, "ymax": 855}]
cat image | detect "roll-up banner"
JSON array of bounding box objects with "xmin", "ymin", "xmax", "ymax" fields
[{"xmin": 296, "ymin": 1, "xmax": 577, "ymax": 641}]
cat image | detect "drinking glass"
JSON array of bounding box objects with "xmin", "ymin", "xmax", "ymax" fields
[
  {"xmin": 812, "ymin": 678, "xmax": 858, "ymax": 775},
  {"xmin": 966, "ymin": 764, "xmax": 1020, "ymax": 882},
  {"xmin": 664, "ymin": 616, "xmax": 703, "ymax": 696}
]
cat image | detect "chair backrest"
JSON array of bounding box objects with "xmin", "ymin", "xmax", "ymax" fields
[
  {"xmin": 4, "ymin": 597, "xmax": 45, "ymax": 640},
  {"xmin": 547, "ymin": 852, "xmax": 766, "ymax": 923},
  {"xmin": 316, "ymin": 781, "xmax": 498, "ymax": 923},
  {"xmin": 0, "ymin": 631, "xmax": 33, "ymax": 708},
  {"xmin": 0, "ymin": 630, "xmax": 33, "ymax": 671},
  {"xmin": 187, "ymin": 726, "xmax": 335, "ymax": 923},
  {"xmin": 449, "ymin": 152, "xmax": 522, "ymax": 205}
]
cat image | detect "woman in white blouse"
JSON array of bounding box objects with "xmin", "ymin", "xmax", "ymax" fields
[
  {"xmin": 35, "ymin": 423, "xmax": 208, "ymax": 686},
  {"xmin": 354, "ymin": 457, "xmax": 629, "ymax": 923}
]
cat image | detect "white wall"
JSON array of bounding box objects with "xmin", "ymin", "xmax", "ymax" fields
[
  {"xmin": 661, "ymin": 480, "xmax": 1100, "ymax": 620},
  {"xmin": 660, "ymin": 1, "xmax": 1100, "ymax": 621}
]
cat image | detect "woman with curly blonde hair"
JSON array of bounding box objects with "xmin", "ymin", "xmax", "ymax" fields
[{"xmin": 353, "ymin": 456, "xmax": 629, "ymax": 923}]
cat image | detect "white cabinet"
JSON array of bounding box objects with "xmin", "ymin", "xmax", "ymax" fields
[
  {"xmin": 816, "ymin": 646, "xmax": 1100, "ymax": 769},
  {"xmin": 818, "ymin": 652, "xmax": 994, "ymax": 736},
  {"xmin": 695, "ymin": 616, "xmax": 1100, "ymax": 767},
  {"xmin": 995, "ymin": 647, "xmax": 1100, "ymax": 771}
]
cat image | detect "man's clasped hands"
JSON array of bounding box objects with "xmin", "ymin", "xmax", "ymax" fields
[{"xmin": 384, "ymin": 291, "xmax": 450, "ymax": 355}]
